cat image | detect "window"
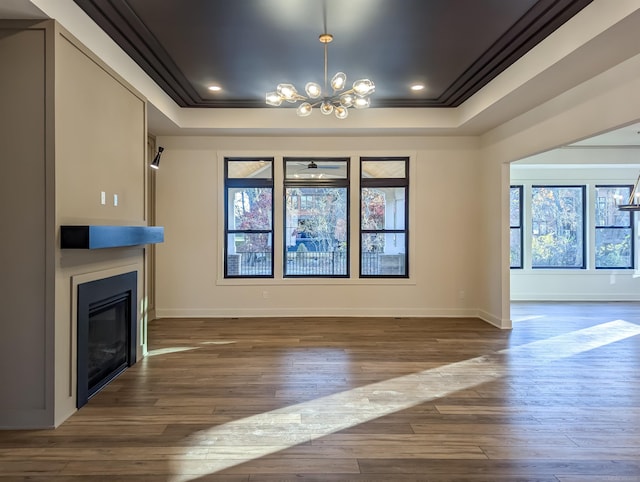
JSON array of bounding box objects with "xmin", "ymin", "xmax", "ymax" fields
[
  {"xmin": 224, "ymin": 158, "xmax": 274, "ymax": 278},
  {"xmin": 284, "ymin": 158, "xmax": 349, "ymax": 277},
  {"xmin": 510, "ymin": 185, "xmax": 523, "ymax": 269},
  {"xmin": 531, "ymin": 186, "xmax": 585, "ymax": 268},
  {"xmin": 595, "ymin": 185, "xmax": 634, "ymax": 269},
  {"xmin": 360, "ymin": 158, "xmax": 409, "ymax": 277}
]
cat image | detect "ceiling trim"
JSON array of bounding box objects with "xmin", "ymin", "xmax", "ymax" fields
[
  {"xmin": 437, "ymin": 0, "xmax": 592, "ymax": 107},
  {"xmin": 73, "ymin": 0, "xmax": 200, "ymax": 106}
]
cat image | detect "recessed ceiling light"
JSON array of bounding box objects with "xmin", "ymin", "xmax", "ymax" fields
[
  {"xmin": 208, "ymin": 85, "xmax": 222, "ymax": 92},
  {"xmin": 410, "ymin": 84, "xmax": 425, "ymax": 91}
]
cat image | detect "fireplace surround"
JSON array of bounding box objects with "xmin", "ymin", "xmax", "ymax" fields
[{"xmin": 76, "ymin": 271, "xmax": 137, "ymax": 408}]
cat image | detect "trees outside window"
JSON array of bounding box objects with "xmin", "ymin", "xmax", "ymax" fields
[
  {"xmin": 360, "ymin": 158, "xmax": 408, "ymax": 277},
  {"xmin": 510, "ymin": 185, "xmax": 523, "ymax": 269},
  {"xmin": 284, "ymin": 158, "xmax": 349, "ymax": 277},
  {"xmin": 595, "ymin": 185, "xmax": 633, "ymax": 269},
  {"xmin": 531, "ymin": 186, "xmax": 585, "ymax": 268},
  {"xmin": 224, "ymin": 159, "xmax": 274, "ymax": 277}
]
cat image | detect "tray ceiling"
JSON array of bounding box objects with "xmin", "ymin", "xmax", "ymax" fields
[{"xmin": 73, "ymin": 0, "xmax": 593, "ymax": 109}]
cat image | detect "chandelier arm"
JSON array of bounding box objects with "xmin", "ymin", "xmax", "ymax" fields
[{"xmin": 628, "ymin": 173, "xmax": 640, "ymax": 205}]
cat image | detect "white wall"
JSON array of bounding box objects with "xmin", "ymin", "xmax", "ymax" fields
[{"xmin": 154, "ymin": 136, "xmax": 487, "ymax": 321}]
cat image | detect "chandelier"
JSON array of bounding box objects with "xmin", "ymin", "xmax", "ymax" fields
[
  {"xmin": 617, "ymin": 172, "xmax": 640, "ymax": 211},
  {"xmin": 265, "ymin": 33, "xmax": 375, "ymax": 119}
]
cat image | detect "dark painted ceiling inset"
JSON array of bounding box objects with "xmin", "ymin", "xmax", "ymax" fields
[{"xmin": 74, "ymin": 0, "xmax": 593, "ymax": 108}]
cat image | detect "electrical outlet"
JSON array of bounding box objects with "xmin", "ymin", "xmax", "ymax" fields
[
  {"xmin": 100, "ymin": 191, "xmax": 106, "ymax": 205},
  {"xmin": 262, "ymin": 290, "xmax": 269, "ymax": 299},
  {"xmin": 113, "ymin": 194, "xmax": 118, "ymax": 206}
]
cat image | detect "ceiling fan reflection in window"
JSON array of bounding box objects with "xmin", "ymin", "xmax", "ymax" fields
[{"xmin": 287, "ymin": 160, "xmax": 346, "ymax": 179}]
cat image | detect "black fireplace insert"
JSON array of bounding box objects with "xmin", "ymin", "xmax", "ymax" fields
[{"xmin": 77, "ymin": 271, "xmax": 137, "ymax": 408}]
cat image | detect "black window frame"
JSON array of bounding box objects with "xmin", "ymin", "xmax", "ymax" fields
[
  {"xmin": 531, "ymin": 184, "xmax": 586, "ymax": 269},
  {"xmin": 359, "ymin": 157, "xmax": 409, "ymax": 278},
  {"xmin": 594, "ymin": 184, "xmax": 634, "ymax": 269},
  {"xmin": 283, "ymin": 157, "xmax": 350, "ymax": 278},
  {"xmin": 510, "ymin": 185, "xmax": 523, "ymax": 269},
  {"xmin": 224, "ymin": 157, "xmax": 274, "ymax": 278}
]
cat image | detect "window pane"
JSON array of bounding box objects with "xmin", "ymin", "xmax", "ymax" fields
[
  {"xmin": 361, "ymin": 233, "xmax": 406, "ymax": 276},
  {"xmin": 226, "ymin": 233, "xmax": 272, "ymax": 276},
  {"xmin": 361, "ymin": 160, "xmax": 406, "ymax": 178},
  {"xmin": 595, "ymin": 186, "xmax": 631, "ymax": 227},
  {"xmin": 361, "ymin": 187, "xmax": 406, "ymax": 230},
  {"xmin": 360, "ymin": 157, "xmax": 408, "ymax": 278},
  {"xmin": 224, "ymin": 158, "xmax": 274, "ymax": 279},
  {"xmin": 285, "ymin": 159, "xmax": 348, "ymax": 179},
  {"xmin": 227, "ymin": 188, "xmax": 272, "ymax": 230},
  {"xmin": 510, "ymin": 186, "xmax": 521, "ymax": 227},
  {"xmin": 531, "ymin": 186, "xmax": 584, "ymax": 268},
  {"xmin": 510, "ymin": 227, "xmax": 522, "ymax": 268},
  {"xmin": 595, "ymin": 228, "xmax": 632, "ymax": 268},
  {"xmin": 227, "ymin": 160, "xmax": 272, "ymax": 179},
  {"xmin": 285, "ymin": 187, "xmax": 348, "ymax": 276}
]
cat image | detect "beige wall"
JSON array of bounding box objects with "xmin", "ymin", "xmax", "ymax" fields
[
  {"xmin": 154, "ymin": 136, "xmax": 485, "ymax": 321},
  {"xmin": 479, "ymin": 52, "xmax": 640, "ymax": 323},
  {"xmin": 0, "ymin": 21, "xmax": 148, "ymax": 429},
  {"xmin": 0, "ymin": 22, "xmax": 54, "ymax": 428},
  {"xmin": 155, "ymin": 41, "xmax": 640, "ymax": 325},
  {"xmin": 3, "ymin": 1, "xmax": 639, "ymax": 429},
  {"xmin": 53, "ymin": 28, "xmax": 148, "ymax": 426}
]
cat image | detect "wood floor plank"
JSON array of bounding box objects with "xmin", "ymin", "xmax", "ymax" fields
[
  {"xmin": 356, "ymin": 458, "xmax": 640, "ymax": 476},
  {"xmin": 0, "ymin": 301, "xmax": 639, "ymax": 480}
]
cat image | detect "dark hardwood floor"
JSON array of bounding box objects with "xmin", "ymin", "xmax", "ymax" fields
[{"xmin": 1, "ymin": 302, "xmax": 639, "ymax": 481}]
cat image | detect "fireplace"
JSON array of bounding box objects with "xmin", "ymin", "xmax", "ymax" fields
[{"xmin": 77, "ymin": 271, "xmax": 137, "ymax": 408}]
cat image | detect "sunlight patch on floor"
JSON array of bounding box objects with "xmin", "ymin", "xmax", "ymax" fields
[
  {"xmin": 146, "ymin": 347, "xmax": 200, "ymax": 357},
  {"xmin": 170, "ymin": 320, "xmax": 640, "ymax": 481},
  {"xmin": 511, "ymin": 314, "xmax": 545, "ymax": 323}
]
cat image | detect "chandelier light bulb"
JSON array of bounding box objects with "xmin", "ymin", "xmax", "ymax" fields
[
  {"xmin": 354, "ymin": 96, "xmax": 370, "ymax": 109},
  {"xmin": 335, "ymin": 105, "xmax": 349, "ymax": 119},
  {"xmin": 277, "ymin": 83, "xmax": 299, "ymax": 102},
  {"xmin": 296, "ymin": 102, "xmax": 313, "ymax": 117},
  {"xmin": 266, "ymin": 92, "xmax": 283, "ymax": 106},
  {"xmin": 320, "ymin": 101, "xmax": 334, "ymax": 115},
  {"xmin": 331, "ymin": 72, "xmax": 347, "ymax": 91},
  {"xmin": 339, "ymin": 93, "xmax": 355, "ymax": 107},
  {"xmin": 305, "ymin": 82, "xmax": 322, "ymax": 99},
  {"xmin": 353, "ymin": 79, "xmax": 375, "ymax": 96}
]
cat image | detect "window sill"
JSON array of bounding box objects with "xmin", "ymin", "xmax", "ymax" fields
[{"xmin": 216, "ymin": 277, "xmax": 416, "ymax": 287}]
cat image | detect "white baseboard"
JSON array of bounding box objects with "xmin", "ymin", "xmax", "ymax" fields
[
  {"xmin": 511, "ymin": 293, "xmax": 640, "ymax": 301},
  {"xmin": 153, "ymin": 307, "xmax": 511, "ymax": 332},
  {"xmin": 477, "ymin": 309, "xmax": 512, "ymax": 329}
]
